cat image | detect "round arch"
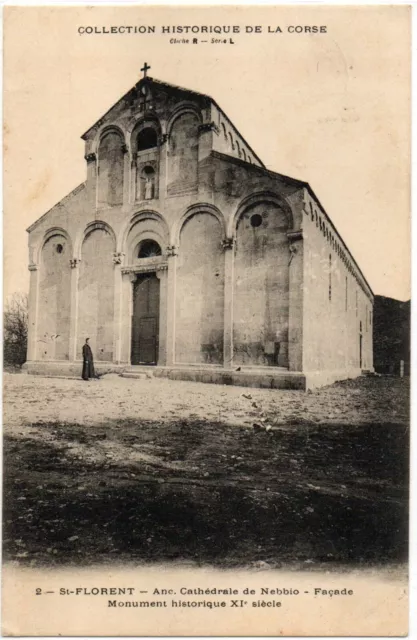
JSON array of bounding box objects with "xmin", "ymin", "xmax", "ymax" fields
[
  {"xmin": 128, "ymin": 231, "xmax": 166, "ymax": 263},
  {"xmin": 172, "ymin": 203, "xmax": 227, "ymax": 247},
  {"xmin": 74, "ymin": 220, "xmax": 116, "ymax": 260},
  {"xmin": 118, "ymin": 209, "xmax": 169, "ymax": 255},
  {"xmin": 36, "ymin": 227, "xmax": 73, "ymax": 264},
  {"xmin": 129, "ymin": 116, "xmax": 162, "ymax": 155},
  {"xmin": 228, "ymin": 191, "xmax": 295, "ymax": 237},
  {"xmin": 166, "ymin": 103, "xmax": 202, "ymax": 138},
  {"xmin": 92, "ymin": 124, "xmax": 126, "ymax": 155}
]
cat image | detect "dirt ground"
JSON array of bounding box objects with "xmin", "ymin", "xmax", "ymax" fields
[{"xmin": 3, "ymin": 372, "xmax": 410, "ymax": 569}]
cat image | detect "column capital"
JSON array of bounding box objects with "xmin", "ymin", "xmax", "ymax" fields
[
  {"xmin": 121, "ymin": 143, "xmax": 128, "ymax": 154},
  {"xmin": 161, "ymin": 133, "xmax": 169, "ymax": 145},
  {"xmin": 166, "ymin": 245, "xmax": 179, "ymax": 257},
  {"xmin": 70, "ymin": 258, "xmax": 81, "ymax": 269},
  {"xmin": 198, "ymin": 121, "xmax": 219, "ymax": 135},
  {"xmin": 221, "ymin": 237, "xmax": 235, "ymax": 250},
  {"xmin": 84, "ymin": 152, "xmax": 96, "ymax": 164},
  {"xmin": 287, "ymin": 230, "xmax": 303, "ymax": 243},
  {"xmin": 112, "ymin": 252, "xmax": 125, "ymax": 265},
  {"xmin": 28, "ymin": 263, "xmax": 38, "ymax": 272}
]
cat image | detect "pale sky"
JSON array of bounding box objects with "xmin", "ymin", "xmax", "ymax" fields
[{"xmin": 4, "ymin": 5, "xmax": 411, "ymax": 300}]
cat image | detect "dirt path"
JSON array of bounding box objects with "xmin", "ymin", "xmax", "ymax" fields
[
  {"xmin": 3, "ymin": 373, "xmax": 409, "ymax": 569},
  {"xmin": 3, "ymin": 371, "xmax": 409, "ymax": 431}
]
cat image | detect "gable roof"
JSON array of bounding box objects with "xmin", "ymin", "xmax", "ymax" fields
[{"xmin": 80, "ymin": 76, "xmax": 265, "ymax": 167}]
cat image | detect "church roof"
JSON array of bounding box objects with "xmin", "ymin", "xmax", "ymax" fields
[{"xmin": 80, "ymin": 76, "xmax": 265, "ymax": 168}]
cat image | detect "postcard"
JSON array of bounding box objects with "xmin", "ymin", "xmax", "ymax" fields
[{"xmin": 2, "ymin": 4, "xmax": 411, "ymax": 636}]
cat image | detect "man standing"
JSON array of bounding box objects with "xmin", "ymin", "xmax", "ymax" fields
[{"xmin": 82, "ymin": 338, "xmax": 95, "ymax": 381}]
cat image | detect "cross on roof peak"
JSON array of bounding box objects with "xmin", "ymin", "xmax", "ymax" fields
[{"xmin": 141, "ymin": 62, "xmax": 151, "ymax": 78}]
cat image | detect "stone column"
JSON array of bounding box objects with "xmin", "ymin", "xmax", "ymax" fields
[
  {"xmin": 119, "ymin": 271, "xmax": 136, "ymax": 364},
  {"xmin": 156, "ymin": 267, "xmax": 168, "ymax": 365},
  {"xmin": 130, "ymin": 155, "xmax": 137, "ymax": 203},
  {"xmin": 112, "ymin": 253, "xmax": 125, "ymax": 363},
  {"xmin": 159, "ymin": 132, "xmax": 169, "ymax": 200},
  {"xmin": 68, "ymin": 258, "xmax": 81, "ymax": 361},
  {"xmin": 26, "ymin": 264, "xmax": 39, "ymax": 362},
  {"xmin": 122, "ymin": 144, "xmax": 130, "ymax": 206},
  {"xmin": 287, "ymin": 231, "xmax": 304, "ymax": 371},
  {"xmin": 222, "ymin": 237, "xmax": 235, "ymax": 369},
  {"xmin": 165, "ymin": 245, "xmax": 178, "ymax": 366}
]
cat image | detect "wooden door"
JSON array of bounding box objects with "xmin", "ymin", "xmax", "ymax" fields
[{"xmin": 131, "ymin": 273, "xmax": 160, "ymax": 365}]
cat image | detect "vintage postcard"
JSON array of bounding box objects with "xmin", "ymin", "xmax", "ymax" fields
[{"xmin": 2, "ymin": 4, "xmax": 411, "ymax": 636}]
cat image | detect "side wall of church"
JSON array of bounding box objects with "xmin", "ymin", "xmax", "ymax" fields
[{"xmin": 301, "ymin": 191, "xmax": 374, "ymax": 377}]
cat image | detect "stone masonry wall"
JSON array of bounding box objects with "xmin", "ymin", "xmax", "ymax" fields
[
  {"xmin": 77, "ymin": 228, "xmax": 116, "ymax": 362},
  {"xmin": 37, "ymin": 234, "xmax": 71, "ymax": 360},
  {"xmin": 302, "ymin": 191, "xmax": 373, "ymax": 374},
  {"xmin": 175, "ymin": 212, "xmax": 224, "ymax": 364},
  {"xmin": 233, "ymin": 202, "xmax": 290, "ymax": 367},
  {"xmin": 27, "ymin": 78, "xmax": 373, "ymax": 386}
]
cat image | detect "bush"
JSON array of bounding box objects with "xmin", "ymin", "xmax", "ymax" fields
[{"xmin": 4, "ymin": 292, "xmax": 28, "ymax": 368}]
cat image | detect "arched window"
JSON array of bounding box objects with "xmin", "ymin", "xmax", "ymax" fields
[
  {"xmin": 138, "ymin": 239, "xmax": 162, "ymax": 258},
  {"xmin": 137, "ymin": 127, "xmax": 158, "ymax": 151},
  {"xmin": 228, "ymin": 132, "xmax": 235, "ymax": 150},
  {"xmin": 242, "ymin": 149, "xmax": 247, "ymax": 162},
  {"xmin": 236, "ymin": 140, "xmax": 241, "ymax": 158},
  {"xmin": 221, "ymin": 123, "xmax": 227, "ymax": 140}
]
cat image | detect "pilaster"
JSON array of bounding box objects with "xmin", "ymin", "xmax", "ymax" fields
[
  {"xmin": 68, "ymin": 258, "xmax": 81, "ymax": 361},
  {"xmin": 112, "ymin": 252, "xmax": 125, "ymax": 363},
  {"xmin": 84, "ymin": 153, "xmax": 97, "ymax": 209},
  {"xmin": 287, "ymin": 231, "xmax": 304, "ymax": 371},
  {"xmin": 119, "ymin": 272, "xmax": 136, "ymax": 364},
  {"xmin": 26, "ymin": 263, "xmax": 39, "ymax": 361},
  {"xmin": 222, "ymin": 237, "xmax": 235, "ymax": 368},
  {"xmin": 165, "ymin": 245, "xmax": 178, "ymax": 365},
  {"xmin": 155, "ymin": 268, "xmax": 168, "ymax": 365},
  {"xmin": 159, "ymin": 132, "xmax": 169, "ymax": 201},
  {"xmin": 122, "ymin": 144, "xmax": 130, "ymax": 206}
]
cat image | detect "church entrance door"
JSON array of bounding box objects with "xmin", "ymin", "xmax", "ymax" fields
[{"xmin": 131, "ymin": 273, "xmax": 160, "ymax": 365}]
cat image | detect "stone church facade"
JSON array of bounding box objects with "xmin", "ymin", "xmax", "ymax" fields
[{"xmin": 25, "ymin": 72, "xmax": 374, "ymax": 389}]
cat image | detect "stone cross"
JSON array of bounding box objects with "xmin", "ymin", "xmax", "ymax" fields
[{"xmin": 141, "ymin": 62, "xmax": 151, "ymax": 78}]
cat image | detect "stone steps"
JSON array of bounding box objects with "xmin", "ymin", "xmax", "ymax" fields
[{"xmin": 120, "ymin": 372, "xmax": 151, "ymax": 380}]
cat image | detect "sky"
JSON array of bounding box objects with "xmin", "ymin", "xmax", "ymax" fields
[{"xmin": 3, "ymin": 4, "xmax": 411, "ymax": 301}]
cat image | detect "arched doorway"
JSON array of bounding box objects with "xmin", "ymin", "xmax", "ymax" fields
[
  {"xmin": 130, "ymin": 239, "xmax": 163, "ymax": 365},
  {"xmin": 131, "ymin": 273, "xmax": 160, "ymax": 365}
]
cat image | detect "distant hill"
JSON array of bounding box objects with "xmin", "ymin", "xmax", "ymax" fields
[{"xmin": 373, "ymin": 295, "xmax": 410, "ymax": 375}]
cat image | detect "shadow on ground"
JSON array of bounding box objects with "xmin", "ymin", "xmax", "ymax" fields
[{"xmin": 3, "ymin": 416, "xmax": 409, "ymax": 568}]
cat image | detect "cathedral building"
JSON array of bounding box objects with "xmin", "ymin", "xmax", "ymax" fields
[{"xmin": 25, "ymin": 66, "xmax": 374, "ymax": 389}]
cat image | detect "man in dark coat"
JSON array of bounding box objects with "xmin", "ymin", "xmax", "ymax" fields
[{"xmin": 82, "ymin": 338, "xmax": 95, "ymax": 380}]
